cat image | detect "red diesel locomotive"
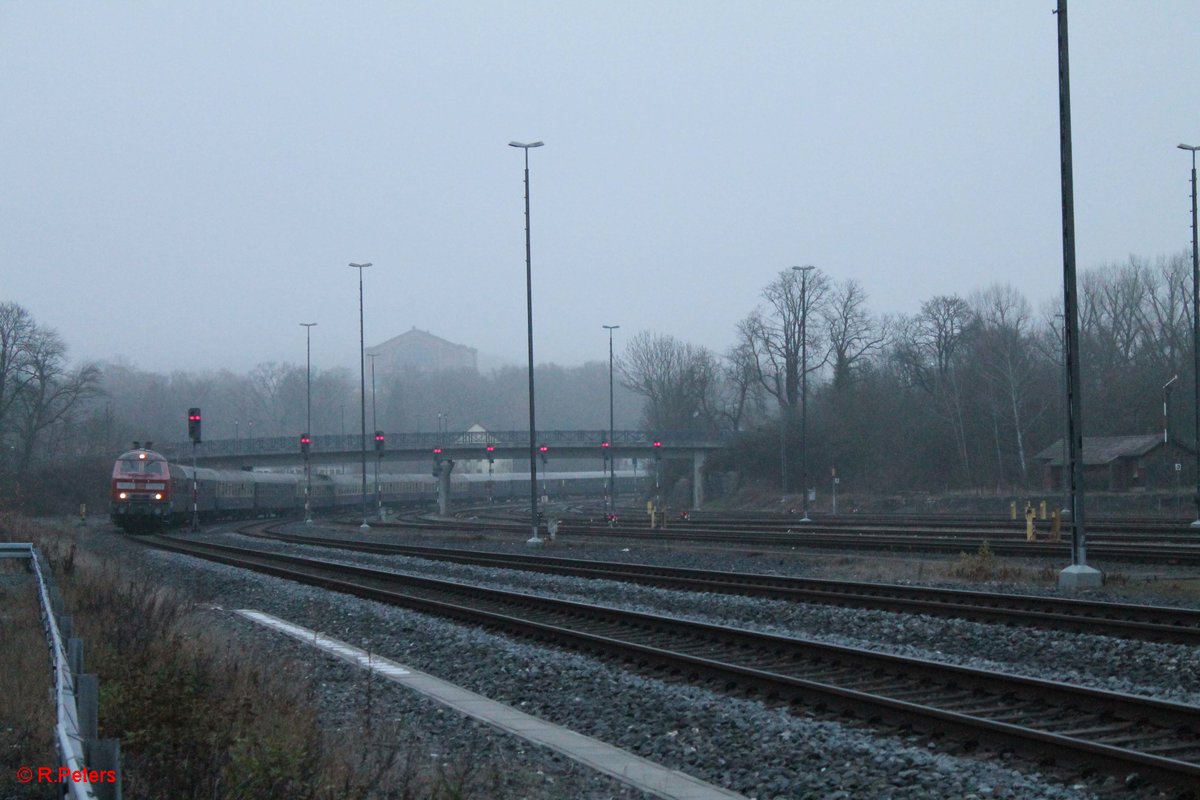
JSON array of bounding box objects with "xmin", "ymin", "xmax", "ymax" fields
[{"xmin": 109, "ymin": 446, "xmax": 178, "ymax": 530}]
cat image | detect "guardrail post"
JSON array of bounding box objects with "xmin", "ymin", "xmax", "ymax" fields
[
  {"xmin": 86, "ymin": 740, "xmax": 122, "ymax": 800},
  {"xmin": 77, "ymin": 674, "xmax": 99, "ymax": 742},
  {"xmin": 69, "ymin": 638, "xmax": 84, "ymax": 678},
  {"xmin": 49, "ymin": 585, "xmax": 64, "ymax": 615}
]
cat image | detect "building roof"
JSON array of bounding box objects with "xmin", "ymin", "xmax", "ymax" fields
[
  {"xmin": 366, "ymin": 326, "xmax": 478, "ymax": 373},
  {"xmin": 1034, "ymin": 434, "xmax": 1164, "ymax": 466},
  {"xmin": 369, "ymin": 326, "xmax": 477, "ymax": 356}
]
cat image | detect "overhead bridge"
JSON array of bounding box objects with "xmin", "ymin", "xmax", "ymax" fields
[{"xmin": 159, "ymin": 430, "xmax": 725, "ymax": 508}]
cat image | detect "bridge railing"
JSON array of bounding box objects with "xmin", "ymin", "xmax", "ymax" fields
[{"xmin": 157, "ymin": 430, "xmax": 726, "ymax": 459}]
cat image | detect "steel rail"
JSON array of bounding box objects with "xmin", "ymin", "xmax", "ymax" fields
[
  {"xmin": 372, "ymin": 511, "xmax": 1200, "ymax": 565},
  {"xmin": 138, "ymin": 534, "xmax": 1200, "ymax": 790},
  {"xmin": 250, "ymin": 527, "xmax": 1200, "ymax": 645}
]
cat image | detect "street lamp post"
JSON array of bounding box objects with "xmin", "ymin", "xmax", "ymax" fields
[
  {"xmin": 1055, "ymin": 0, "xmax": 1101, "ymax": 589},
  {"xmin": 1053, "ymin": 313, "xmax": 1069, "ymax": 515},
  {"xmin": 301, "ymin": 322, "xmax": 317, "ymax": 525},
  {"xmin": 350, "ymin": 262, "xmax": 372, "ymax": 530},
  {"xmin": 793, "ymin": 265, "xmax": 816, "ymax": 523},
  {"xmin": 510, "ymin": 139, "xmax": 545, "ymax": 545},
  {"xmin": 368, "ymin": 352, "xmax": 381, "ymax": 521},
  {"xmin": 603, "ymin": 324, "xmax": 619, "ymax": 517},
  {"xmin": 1178, "ymin": 143, "xmax": 1200, "ymax": 527},
  {"xmin": 1164, "ymin": 374, "xmax": 1179, "ymax": 515}
]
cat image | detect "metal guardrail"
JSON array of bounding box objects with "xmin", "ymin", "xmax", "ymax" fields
[
  {"xmin": 5, "ymin": 543, "xmax": 122, "ymax": 800},
  {"xmin": 156, "ymin": 429, "xmax": 728, "ymax": 460}
]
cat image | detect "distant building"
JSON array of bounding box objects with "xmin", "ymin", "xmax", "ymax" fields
[
  {"xmin": 367, "ymin": 327, "xmax": 477, "ymax": 374},
  {"xmin": 1034, "ymin": 434, "xmax": 1194, "ymax": 492}
]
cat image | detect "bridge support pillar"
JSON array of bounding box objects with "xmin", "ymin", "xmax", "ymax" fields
[
  {"xmin": 692, "ymin": 450, "xmax": 706, "ymax": 510},
  {"xmin": 437, "ymin": 460, "xmax": 455, "ymax": 516}
]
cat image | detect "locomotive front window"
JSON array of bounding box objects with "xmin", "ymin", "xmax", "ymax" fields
[{"xmin": 117, "ymin": 458, "xmax": 166, "ymax": 475}]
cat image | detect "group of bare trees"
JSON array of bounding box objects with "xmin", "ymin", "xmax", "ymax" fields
[
  {"xmin": 616, "ymin": 252, "xmax": 1196, "ymax": 497},
  {"xmin": 0, "ymin": 303, "xmax": 101, "ymax": 476}
]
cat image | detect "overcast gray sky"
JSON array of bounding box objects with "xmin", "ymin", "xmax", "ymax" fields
[{"xmin": 4, "ymin": 1, "xmax": 1199, "ymax": 375}]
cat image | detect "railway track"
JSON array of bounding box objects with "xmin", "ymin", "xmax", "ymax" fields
[
  {"xmin": 137, "ymin": 533, "xmax": 1200, "ymax": 790},
  {"xmin": 378, "ymin": 510, "xmax": 1200, "ymax": 565},
  {"xmin": 250, "ymin": 526, "xmax": 1200, "ymax": 645}
]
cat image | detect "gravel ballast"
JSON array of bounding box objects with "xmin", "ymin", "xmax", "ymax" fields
[{"xmin": 78, "ymin": 521, "xmax": 1198, "ymax": 800}]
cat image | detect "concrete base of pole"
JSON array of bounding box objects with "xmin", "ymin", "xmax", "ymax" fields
[
  {"xmin": 360, "ymin": 522, "xmax": 371, "ymax": 531},
  {"xmin": 1057, "ymin": 564, "xmax": 1103, "ymax": 590},
  {"xmin": 526, "ymin": 533, "xmax": 544, "ymax": 547},
  {"xmin": 305, "ymin": 517, "xmax": 313, "ymax": 526},
  {"xmin": 1190, "ymin": 519, "xmax": 1200, "ymax": 528}
]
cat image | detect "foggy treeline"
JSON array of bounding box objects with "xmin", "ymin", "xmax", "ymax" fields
[
  {"xmin": 1, "ymin": 250, "xmax": 1195, "ymax": 500},
  {"xmin": 696, "ymin": 251, "xmax": 1195, "ymax": 496}
]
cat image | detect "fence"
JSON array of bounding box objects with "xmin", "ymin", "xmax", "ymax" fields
[{"xmin": 1, "ymin": 543, "xmax": 122, "ymax": 800}]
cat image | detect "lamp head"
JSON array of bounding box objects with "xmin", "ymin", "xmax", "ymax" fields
[
  {"xmin": 509, "ymin": 141, "xmax": 545, "ymax": 149},
  {"xmin": 349, "ymin": 262, "xmax": 372, "ymax": 268}
]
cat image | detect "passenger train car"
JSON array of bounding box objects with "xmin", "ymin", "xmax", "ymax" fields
[{"xmin": 110, "ymin": 446, "xmax": 638, "ymax": 532}]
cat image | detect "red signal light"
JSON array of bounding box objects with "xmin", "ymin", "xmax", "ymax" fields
[
  {"xmin": 187, "ymin": 407, "xmax": 202, "ymax": 443},
  {"xmin": 601, "ymin": 441, "xmax": 610, "ymax": 448},
  {"xmin": 433, "ymin": 447, "xmax": 442, "ymax": 454}
]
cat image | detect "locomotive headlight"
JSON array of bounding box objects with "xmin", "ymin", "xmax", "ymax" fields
[
  {"xmin": 154, "ymin": 493, "xmax": 163, "ymax": 500},
  {"xmin": 118, "ymin": 492, "xmax": 128, "ymax": 500}
]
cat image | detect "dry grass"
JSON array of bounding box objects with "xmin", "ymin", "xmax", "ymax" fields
[
  {"xmin": 945, "ymin": 541, "xmax": 1029, "ymax": 583},
  {"xmin": 0, "ymin": 558, "xmax": 58, "ymax": 800},
  {"xmin": 0, "ymin": 514, "xmax": 508, "ymax": 800}
]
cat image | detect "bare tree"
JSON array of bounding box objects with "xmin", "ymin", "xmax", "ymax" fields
[
  {"xmin": 248, "ymin": 362, "xmax": 303, "ymax": 437},
  {"xmin": 719, "ymin": 340, "xmax": 767, "ymax": 432},
  {"xmin": 0, "ymin": 303, "xmax": 37, "ymax": 454},
  {"xmin": 893, "ymin": 295, "xmax": 976, "ymax": 484},
  {"xmin": 618, "ymin": 331, "xmax": 720, "ymax": 432},
  {"xmin": 8, "ymin": 320, "xmax": 101, "ymax": 469},
  {"xmin": 1078, "ymin": 259, "xmax": 1154, "ymax": 372},
  {"xmin": 823, "ymin": 278, "xmax": 888, "ymax": 392},
  {"xmin": 970, "ymin": 284, "xmax": 1042, "ymax": 483},
  {"xmin": 739, "ymin": 268, "xmax": 831, "ymax": 413},
  {"xmin": 1142, "ymin": 252, "xmax": 1191, "ymax": 376}
]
